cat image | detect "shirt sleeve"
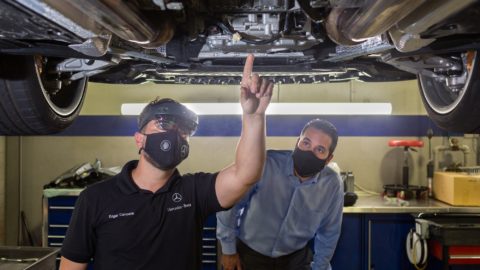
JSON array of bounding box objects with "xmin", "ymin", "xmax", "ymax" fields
[
  {"xmin": 193, "ymin": 172, "xmax": 224, "ymax": 219},
  {"xmin": 216, "ymin": 186, "xmax": 255, "ymax": 255},
  {"xmin": 311, "ymin": 177, "xmax": 344, "ymax": 270},
  {"xmin": 60, "ymin": 190, "xmax": 95, "ymax": 263}
]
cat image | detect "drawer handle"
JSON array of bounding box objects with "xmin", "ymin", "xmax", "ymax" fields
[
  {"xmin": 47, "ymin": 235, "xmax": 65, "ymax": 239},
  {"xmin": 450, "ymin": 255, "xmax": 480, "ymax": 259},
  {"xmin": 49, "ymin": 206, "xmax": 75, "ymax": 210},
  {"xmin": 202, "ymin": 237, "xmax": 216, "ymax": 241},
  {"xmin": 49, "ymin": 224, "xmax": 69, "ymax": 228}
]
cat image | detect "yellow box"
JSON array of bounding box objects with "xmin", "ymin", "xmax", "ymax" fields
[{"xmin": 433, "ymin": 172, "xmax": 480, "ymax": 206}]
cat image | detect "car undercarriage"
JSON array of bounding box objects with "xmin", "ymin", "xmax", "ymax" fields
[{"xmin": 0, "ymin": 0, "xmax": 480, "ymax": 134}]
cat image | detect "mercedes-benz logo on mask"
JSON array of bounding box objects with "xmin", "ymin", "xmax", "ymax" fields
[
  {"xmin": 172, "ymin": 193, "xmax": 182, "ymax": 203},
  {"xmin": 180, "ymin": 145, "xmax": 188, "ymax": 158},
  {"xmin": 160, "ymin": 140, "xmax": 171, "ymax": 151}
]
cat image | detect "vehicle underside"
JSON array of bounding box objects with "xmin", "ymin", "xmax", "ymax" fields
[{"xmin": 0, "ymin": 0, "xmax": 480, "ymax": 134}]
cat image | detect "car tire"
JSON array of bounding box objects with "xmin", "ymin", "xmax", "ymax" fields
[
  {"xmin": 0, "ymin": 54, "xmax": 87, "ymax": 135},
  {"xmin": 418, "ymin": 51, "xmax": 480, "ymax": 133}
]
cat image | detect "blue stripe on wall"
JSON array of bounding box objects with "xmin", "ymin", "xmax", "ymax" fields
[{"xmin": 57, "ymin": 115, "xmax": 453, "ymax": 137}]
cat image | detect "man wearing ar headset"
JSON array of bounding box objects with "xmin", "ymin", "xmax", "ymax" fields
[{"xmin": 59, "ymin": 54, "xmax": 274, "ymax": 270}]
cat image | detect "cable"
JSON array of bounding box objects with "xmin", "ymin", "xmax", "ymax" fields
[
  {"xmin": 216, "ymin": 22, "xmax": 233, "ymax": 35},
  {"xmin": 215, "ymin": 21, "xmax": 282, "ymax": 45},
  {"xmin": 412, "ymin": 236, "xmax": 427, "ymax": 270},
  {"xmin": 407, "ymin": 230, "xmax": 428, "ymax": 270},
  {"xmin": 354, "ymin": 183, "xmax": 380, "ymax": 195}
]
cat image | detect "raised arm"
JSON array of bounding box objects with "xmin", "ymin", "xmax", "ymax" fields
[{"xmin": 215, "ymin": 54, "xmax": 273, "ymax": 208}]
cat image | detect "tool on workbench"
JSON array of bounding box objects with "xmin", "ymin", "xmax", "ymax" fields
[
  {"xmin": 340, "ymin": 171, "xmax": 358, "ymax": 206},
  {"xmin": 384, "ymin": 140, "xmax": 428, "ymax": 200},
  {"xmin": 433, "ymin": 137, "xmax": 470, "ymax": 172},
  {"xmin": 426, "ymin": 129, "xmax": 434, "ymax": 198}
]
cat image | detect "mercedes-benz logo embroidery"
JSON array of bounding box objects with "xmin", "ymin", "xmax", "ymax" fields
[
  {"xmin": 180, "ymin": 144, "xmax": 188, "ymax": 158},
  {"xmin": 160, "ymin": 140, "xmax": 171, "ymax": 151},
  {"xmin": 172, "ymin": 193, "xmax": 182, "ymax": 203}
]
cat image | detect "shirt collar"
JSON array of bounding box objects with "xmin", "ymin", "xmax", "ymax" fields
[
  {"xmin": 286, "ymin": 152, "xmax": 296, "ymax": 177},
  {"xmin": 116, "ymin": 160, "xmax": 180, "ymax": 195}
]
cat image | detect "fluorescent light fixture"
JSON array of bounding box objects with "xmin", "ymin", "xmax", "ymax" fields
[{"xmin": 122, "ymin": 103, "xmax": 392, "ymax": 115}]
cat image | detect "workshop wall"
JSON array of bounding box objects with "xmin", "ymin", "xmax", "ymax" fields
[{"xmin": 4, "ymin": 80, "xmax": 478, "ymax": 246}]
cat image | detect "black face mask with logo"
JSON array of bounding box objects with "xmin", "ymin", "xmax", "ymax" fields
[
  {"xmin": 142, "ymin": 130, "xmax": 189, "ymax": 170},
  {"xmin": 292, "ymin": 146, "xmax": 328, "ymax": 178}
]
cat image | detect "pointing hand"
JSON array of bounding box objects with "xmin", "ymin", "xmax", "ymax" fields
[{"xmin": 240, "ymin": 54, "xmax": 273, "ymax": 115}]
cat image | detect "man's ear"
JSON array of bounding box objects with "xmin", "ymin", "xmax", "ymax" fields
[
  {"xmin": 134, "ymin": 132, "xmax": 145, "ymax": 149},
  {"xmin": 326, "ymin": 153, "xmax": 334, "ymax": 163}
]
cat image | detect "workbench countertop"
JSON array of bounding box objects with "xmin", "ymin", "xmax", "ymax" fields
[
  {"xmin": 44, "ymin": 188, "xmax": 480, "ymax": 214},
  {"xmin": 344, "ymin": 195, "xmax": 480, "ymax": 214}
]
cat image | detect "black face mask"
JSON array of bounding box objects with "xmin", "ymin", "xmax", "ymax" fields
[
  {"xmin": 292, "ymin": 146, "xmax": 328, "ymax": 178},
  {"xmin": 142, "ymin": 130, "xmax": 189, "ymax": 170}
]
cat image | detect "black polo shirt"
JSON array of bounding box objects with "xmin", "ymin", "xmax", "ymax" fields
[{"xmin": 61, "ymin": 160, "xmax": 225, "ymax": 270}]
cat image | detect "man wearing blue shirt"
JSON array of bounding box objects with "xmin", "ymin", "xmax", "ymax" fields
[{"xmin": 217, "ymin": 119, "xmax": 343, "ymax": 270}]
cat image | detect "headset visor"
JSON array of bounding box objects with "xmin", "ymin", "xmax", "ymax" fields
[{"xmin": 154, "ymin": 114, "xmax": 198, "ymax": 136}]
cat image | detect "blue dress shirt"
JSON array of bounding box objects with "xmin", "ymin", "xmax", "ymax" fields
[{"xmin": 217, "ymin": 150, "xmax": 344, "ymax": 270}]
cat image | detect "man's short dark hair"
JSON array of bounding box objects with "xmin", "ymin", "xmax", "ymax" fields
[{"xmin": 301, "ymin": 119, "xmax": 338, "ymax": 155}]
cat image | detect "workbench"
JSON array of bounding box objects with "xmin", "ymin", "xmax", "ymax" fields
[
  {"xmin": 343, "ymin": 194, "xmax": 480, "ymax": 214},
  {"xmin": 332, "ymin": 195, "xmax": 480, "ymax": 270},
  {"xmin": 43, "ymin": 189, "xmax": 479, "ymax": 270}
]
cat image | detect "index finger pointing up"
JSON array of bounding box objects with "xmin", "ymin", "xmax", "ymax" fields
[{"xmin": 242, "ymin": 54, "xmax": 255, "ymax": 84}]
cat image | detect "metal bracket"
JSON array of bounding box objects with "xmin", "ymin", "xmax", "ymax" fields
[
  {"xmin": 56, "ymin": 58, "xmax": 115, "ymax": 80},
  {"xmin": 69, "ymin": 35, "xmax": 112, "ymax": 57}
]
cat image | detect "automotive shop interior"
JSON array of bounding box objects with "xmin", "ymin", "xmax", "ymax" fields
[{"xmin": 1, "ymin": 1, "xmax": 480, "ymax": 270}]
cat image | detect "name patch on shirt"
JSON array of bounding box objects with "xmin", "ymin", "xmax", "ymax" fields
[
  {"xmin": 167, "ymin": 203, "xmax": 192, "ymax": 212},
  {"xmin": 108, "ymin": 212, "xmax": 135, "ymax": 219}
]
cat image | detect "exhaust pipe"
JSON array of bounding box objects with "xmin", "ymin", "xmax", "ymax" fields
[
  {"xmin": 326, "ymin": 0, "xmax": 426, "ymax": 45},
  {"xmin": 44, "ymin": 0, "xmax": 174, "ymax": 48}
]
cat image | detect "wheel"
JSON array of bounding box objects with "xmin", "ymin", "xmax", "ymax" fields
[
  {"xmin": 0, "ymin": 54, "xmax": 87, "ymax": 135},
  {"xmin": 418, "ymin": 50, "xmax": 480, "ymax": 133}
]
